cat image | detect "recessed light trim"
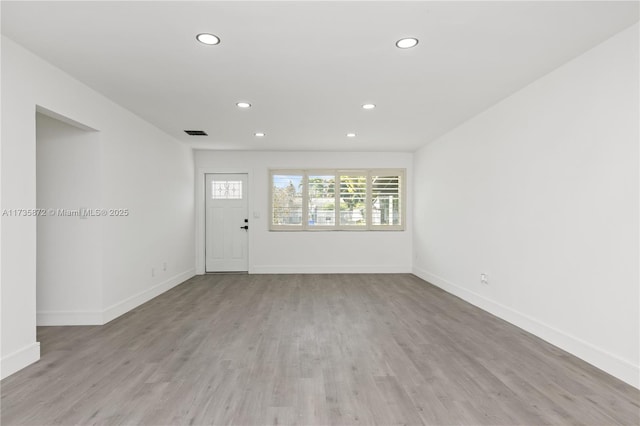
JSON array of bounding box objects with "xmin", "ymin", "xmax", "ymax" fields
[
  {"xmin": 236, "ymin": 102, "xmax": 251, "ymax": 108},
  {"xmin": 362, "ymin": 104, "xmax": 376, "ymax": 110},
  {"xmin": 254, "ymin": 132, "xmax": 265, "ymax": 137},
  {"xmin": 346, "ymin": 133, "xmax": 356, "ymax": 138},
  {"xmin": 196, "ymin": 33, "xmax": 220, "ymax": 45},
  {"xmin": 396, "ymin": 38, "xmax": 418, "ymax": 49}
]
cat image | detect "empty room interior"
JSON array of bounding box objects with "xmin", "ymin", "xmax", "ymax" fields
[{"xmin": 1, "ymin": 1, "xmax": 639, "ymax": 425}]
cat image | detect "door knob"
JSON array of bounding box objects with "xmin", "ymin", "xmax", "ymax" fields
[{"xmin": 240, "ymin": 225, "xmax": 249, "ymax": 230}]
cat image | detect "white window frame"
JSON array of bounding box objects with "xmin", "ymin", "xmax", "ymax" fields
[
  {"xmin": 307, "ymin": 169, "xmax": 337, "ymax": 229},
  {"xmin": 270, "ymin": 169, "xmax": 306, "ymax": 231},
  {"xmin": 269, "ymin": 168, "xmax": 405, "ymax": 231}
]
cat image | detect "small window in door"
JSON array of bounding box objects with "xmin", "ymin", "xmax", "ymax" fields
[{"xmin": 211, "ymin": 180, "xmax": 243, "ymax": 199}]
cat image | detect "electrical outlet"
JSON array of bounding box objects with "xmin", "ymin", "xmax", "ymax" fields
[{"xmin": 480, "ymin": 273, "xmax": 488, "ymax": 285}]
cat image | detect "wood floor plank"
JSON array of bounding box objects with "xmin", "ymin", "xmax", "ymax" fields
[{"xmin": 2, "ymin": 273, "xmax": 638, "ymax": 425}]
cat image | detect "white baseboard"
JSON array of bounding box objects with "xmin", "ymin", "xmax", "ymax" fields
[
  {"xmin": 1, "ymin": 342, "xmax": 40, "ymax": 380},
  {"xmin": 9, "ymin": 270, "xmax": 195, "ymax": 380},
  {"xmin": 37, "ymin": 310, "xmax": 103, "ymax": 326},
  {"xmin": 102, "ymin": 269, "xmax": 195, "ymax": 324},
  {"xmin": 35, "ymin": 269, "xmax": 196, "ymax": 326},
  {"xmin": 251, "ymin": 265, "xmax": 411, "ymax": 274},
  {"xmin": 412, "ymin": 266, "xmax": 640, "ymax": 389}
]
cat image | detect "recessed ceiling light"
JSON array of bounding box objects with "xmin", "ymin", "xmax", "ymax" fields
[
  {"xmin": 254, "ymin": 132, "xmax": 265, "ymax": 137},
  {"xmin": 346, "ymin": 133, "xmax": 356, "ymax": 138},
  {"xmin": 396, "ymin": 38, "xmax": 418, "ymax": 49},
  {"xmin": 236, "ymin": 102, "xmax": 251, "ymax": 108},
  {"xmin": 196, "ymin": 33, "xmax": 220, "ymax": 45},
  {"xmin": 362, "ymin": 104, "xmax": 376, "ymax": 110}
]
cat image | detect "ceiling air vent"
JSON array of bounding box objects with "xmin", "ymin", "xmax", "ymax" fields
[{"xmin": 184, "ymin": 130, "xmax": 208, "ymax": 136}]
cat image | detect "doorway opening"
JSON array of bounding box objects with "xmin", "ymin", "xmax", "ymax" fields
[{"xmin": 35, "ymin": 108, "xmax": 101, "ymax": 335}]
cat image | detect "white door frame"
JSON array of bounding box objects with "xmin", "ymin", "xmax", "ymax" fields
[
  {"xmin": 195, "ymin": 168, "xmax": 253, "ymax": 274},
  {"xmin": 204, "ymin": 173, "xmax": 248, "ymax": 272}
]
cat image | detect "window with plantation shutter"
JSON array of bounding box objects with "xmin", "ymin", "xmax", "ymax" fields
[
  {"xmin": 270, "ymin": 169, "xmax": 405, "ymax": 231},
  {"xmin": 339, "ymin": 174, "xmax": 367, "ymax": 227},
  {"xmin": 308, "ymin": 173, "xmax": 336, "ymax": 227},
  {"xmin": 371, "ymin": 174, "xmax": 402, "ymax": 228},
  {"xmin": 271, "ymin": 172, "xmax": 304, "ymax": 228}
]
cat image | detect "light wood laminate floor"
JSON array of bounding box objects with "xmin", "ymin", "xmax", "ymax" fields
[{"xmin": 1, "ymin": 274, "xmax": 638, "ymax": 425}]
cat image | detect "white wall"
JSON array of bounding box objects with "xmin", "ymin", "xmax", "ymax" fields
[
  {"xmin": 99, "ymin": 101, "xmax": 195, "ymax": 321},
  {"xmin": 36, "ymin": 113, "xmax": 102, "ymax": 323},
  {"xmin": 413, "ymin": 24, "xmax": 639, "ymax": 387},
  {"xmin": 195, "ymin": 150, "xmax": 412, "ymax": 274},
  {"xmin": 1, "ymin": 36, "xmax": 195, "ymax": 378},
  {"xmin": 2, "ymin": 20, "xmax": 636, "ymax": 390}
]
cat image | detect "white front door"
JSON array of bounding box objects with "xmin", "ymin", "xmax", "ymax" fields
[{"xmin": 205, "ymin": 173, "xmax": 249, "ymax": 272}]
